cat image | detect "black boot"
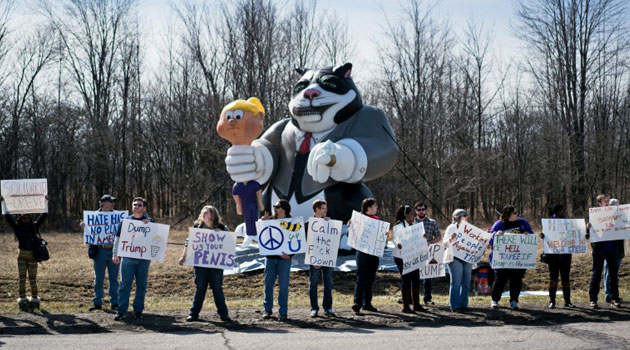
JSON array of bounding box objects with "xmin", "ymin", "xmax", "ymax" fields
[
  {"xmin": 563, "ymin": 287, "xmax": 574, "ymax": 307},
  {"xmin": 412, "ymin": 286, "xmax": 425, "ymax": 312},
  {"xmin": 548, "ymin": 287, "xmax": 557, "ymax": 309},
  {"xmin": 401, "ymin": 289, "xmax": 414, "ymax": 314}
]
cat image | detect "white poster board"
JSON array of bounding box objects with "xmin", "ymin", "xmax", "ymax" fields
[
  {"xmin": 1, "ymin": 179, "xmax": 48, "ymax": 214},
  {"xmin": 491, "ymin": 233, "xmax": 538, "ymax": 269},
  {"xmin": 305, "ymin": 217, "xmax": 342, "ymax": 267},
  {"xmin": 347, "ymin": 211, "xmax": 390, "ymax": 257},
  {"xmin": 255, "ymin": 217, "xmax": 306, "ymax": 256},
  {"xmin": 541, "ymin": 218, "xmax": 588, "ymax": 254},
  {"xmin": 419, "ymin": 243, "xmax": 446, "ymax": 279},
  {"xmin": 395, "ymin": 223, "xmax": 429, "ymax": 274},
  {"xmin": 451, "ymin": 222, "xmax": 494, "ymax": 264},
  {"xmin": 118, "ymin": 219, "xmax": 170, "ymax": 262},
  {"xmin": 588, "ymin": 205, "xmax": 630, "ymax": 242},
  {"xmin": 185, "ymin": 228, "xmax": 237, "ymax": 269},
  {"xmin": 83, "ymin": 210, "xmax": 128, "ymax": 245}
]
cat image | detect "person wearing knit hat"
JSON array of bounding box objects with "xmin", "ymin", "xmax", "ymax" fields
[{"xmin": 443, "ymin": 208, "xmax": 472, "ymax": 312}]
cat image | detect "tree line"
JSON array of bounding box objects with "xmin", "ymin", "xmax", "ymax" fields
[{"xmin": 1, "ymin": 0, "xmax": 629, "ymax": 229}]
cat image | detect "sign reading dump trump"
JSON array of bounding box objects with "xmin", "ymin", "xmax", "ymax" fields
[
  {"xmin": 1, "ymin": 179, "xmax": 48, "ymax": 214},
  {"xmin": 118, "ymin": 219, "xmax": 170, "ymax": 262},
  {"xmin": 394, "ymin": 223, "xmax": 429, "ymax": 274},
  {"xmin": 451, "ymin": 222, "xmax": 494, "ymax": 264},
  {"xmin": 256, "ymin": 217, "xmax": 306, "ymax": 256},
  {"xmin": 347, "ymin": 211, "xmax": 390, "ymax": 257},
  {"xmin": 491, "ymin": 233, "xmax": 538, "ymax": 269},
  {"xmin": 419, "ymin": 243, "xmax": 446, "ymax": 279},
  {"xmin": 588, "ymin": 204, "xmax": 630, "ymax": 242},
  {"xmin": 185, "ymin": 228, "xmax": 237, "ymax": 269},
  {"xmin": 305, "ymin": 217, "xmax": 343, "ymax": 267},
  {"xmin": 83, "ymin": 210, "xmax": 128, "ymax": 245},
  {"xmin": 541, "ymin": 218, "xmax": 588, "ymax": 254}
]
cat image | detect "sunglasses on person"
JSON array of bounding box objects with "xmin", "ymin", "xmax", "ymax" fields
[
  {"xmin": 273, "ymin": 204, "xmax": 282, "ymax": 209},
  {"xmin": 415, "ymin": 207, "xmax": 427, "ymax": 211},
  {"xmin": 133, "ymin": 203, "xmax": 143, "ymax": 207}
]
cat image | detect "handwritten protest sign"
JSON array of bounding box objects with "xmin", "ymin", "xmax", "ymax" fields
[
  {"xmin": 588, "ymin": 205, "xmax": 630, "ymax": 242},
  {"xmin": 451, "ymin": 222, "xmax": 494, "ymax": 264},
  {"xmin": 185, "ymin": 228, "xmax": 237, "ymax": 269},
  {"xmin": 83, "ymin": 210, "xmax": 128, "ymax": 245},
  {"xmin": 347, "ymin": 210, "xmax": 390, "ymax": 257},
  {"xmin": 1, "ymin": 179, "xmax": 48, "ymax": 214},
  {"xmin": 541, "ymin": 219, "xmax": 588, "ymax": 254},
  {"xmin": 419, "ymin": 243, "xmax": 446, "ymax": 279},
  {"xmin": 491, "ymin": 233, "xmax": 538, "ymax": 269},
  {"xmin": 305, "ymin": 218, "xmax": 342, "ymax": 267},
  {"xmin": 256, "ymin": 217, "xmax": 306, "ymax": 256},
  {"xmin": 394, "ymin": 223, "xmax": 429, "ymax": 274},
  {"xmin": 118, "ymin": 219, "xmax": 170, "ymax": 262}
]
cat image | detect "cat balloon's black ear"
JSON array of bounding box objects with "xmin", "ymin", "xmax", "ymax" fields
[
  {"xmin": 333, "ymin": 63, "xmax": 353, "ymax": 78},
  {"xmin": 295, "ymin": 67, "xmax": 308, "ymax": 77}
]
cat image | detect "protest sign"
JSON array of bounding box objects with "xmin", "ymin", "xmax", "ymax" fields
[
  {"xmin": 394, "ymin": 223, "xmax": 429, "ymax": 274},
  {"xmin": 419, "ymin": 243, "xmax": 446, "ymax": 279},
  {"xmin": 451, "ymin": 222, "xmax": 494, "ymax": 264},
  {"xmin": 117, "ymin": 219, "xmax": 170, "ymax": 262},
  {"xmin": 491, "ymin": 233, "xmax": 538, "ymax": 269},
  {"xmin": 588, "ymin": 204, "xmax": 630, "ymax": 242},
  {"xmin": 185, "ymin": 228, "xmax": 237, "ymax": 269},
  {"xmin": 305, "ymin": 217, "xmax": 343, "ymax": 267},
  {"xmin": 83, "ymin": 210, "xmax": 128, "ymax": 245},
  {"xmin": 1, "ymin": 179, "xmax": 48, "ymax": 214},
  {"xmin": 541, "ymin": 219, "xmax": 588, "ymax": 254},
  {"xmin": 347, "ymin": 210, "xmax": 390, "ymax": 257},
  {"xmin": 256, "ymin": 217, "xmax": 306, "ymax": 256}
]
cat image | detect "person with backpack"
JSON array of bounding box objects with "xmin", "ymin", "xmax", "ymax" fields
[{"xmin": 2, "ymin": 195, "xmax": 49, "ymax": 311}]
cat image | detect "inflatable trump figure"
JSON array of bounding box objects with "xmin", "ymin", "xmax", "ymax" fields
[
  {"xmin": 224, "ymin": 63, "xmax": 398, "ymax": 222},
  {"xmin": 217, "ymin": 97, "xmax": 266, "ymax": 236}
]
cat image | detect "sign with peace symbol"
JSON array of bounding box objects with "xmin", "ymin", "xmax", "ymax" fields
[{"xmin": 258, "ymin": 225, "xmax": 284, "ymax": 251}]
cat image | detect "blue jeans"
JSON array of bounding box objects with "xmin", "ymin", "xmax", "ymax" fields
[
  {"xmin": 264, "ymin": 257, "xmax": 291, "ymax": 314},
  {"xmin": 604, "ymin": 257, "xmax": 623, "ymax": 301},
  {"xmin": 117, "ymin": 257, "xmax": 151, "ymax": 315},
  {"xmin": 309, "ymin": 266, "xmax": 334, "ymax": 311},
  {"xmin": 190, "ymin": 267, "xmax": 228, "ymax": 318},
  {"xmin": 589, "ymin": 244, "xmax": 619, "ymax": 302},
  {"xmin": 448, "ymin": 259, "xmax": 472, "ymax": 309},
  {"xmin": 93, "ymin": 248, "xmax": 119, "ymax": 306}
]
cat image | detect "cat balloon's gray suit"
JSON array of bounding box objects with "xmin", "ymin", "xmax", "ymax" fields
[{"xmin": 256, "ymin": 104, "xmax": 398, "ymax": 222}]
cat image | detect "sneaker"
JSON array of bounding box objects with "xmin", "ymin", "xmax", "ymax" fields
[
  {"xmin": 114, "ymin": 313, "xmax": 127, "ymax": 321},
  {"xmin": 134, "ymin": 311, "xmax": 143, "ymax": 319},
  {"xmin": 510, "ymin": 301, "xmax": 519, "ymax": 310},
  {"xmin": 548, "ymin": 302, "xmax": 556, "ymax": 309},
  {"xmin": 17, "ymin": 297, "xmax": 29, "ymax": 312},
  {"xmin": 110, "ymin": 304, "xmax": 118, "ymax": 311},
  {"xmin": 397, "ymin": 297, "xmax": 403, "ymax": 304},
  {"xmin": 262, "ymin": 310, "xmax": 272, "ymax": 319},
  {"xmin": 310, "ymin": 310, "xmax": 318, "ymax": 318},
  {"xmin": 564, "ymin": 302, "xmax": 575, "ymax": 308},
  {"xmin": 89, "ymin": 304, "xmax": 102, "ymax": 312},
  {"xmin": 29, "ymin": 297, "xmax": 40, "ymax": 310},
  {"xmin": 611, "ymin": 300, "xmax": 621, "ymax": 308},
  {"xmin": 590, "ymin": 301, "xmax": 599, "ymax": 309},
  {"xmin": 424, "ymin": 300, "xmax": 435, "ymax": 305},
  {"xmin": 186, "ymin": 315, "xmax": 199, "ymax": 322},
  {"xmin": 220, "ymin": 315, "xmax": 232, "ymax": 322},
  {"xmin": 490, "ymin": 301, "xmax": 499, "ymax": 309},
  {"xmin": 351, "ymin": 304, "xmax": 361, "ymax": 314},
  {"xmin": 278, "ymin": 313, "xmax": 288, "ymax": 321},
  {"xmin": 362, "ymin": 304, "xmax": 378, "ymax": 312},
  {"xmin": 324, "ymin": 309, "xmax": 336, "ymax": 317}
]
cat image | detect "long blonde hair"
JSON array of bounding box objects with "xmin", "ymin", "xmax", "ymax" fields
[{"xmin": 194, "ymin": 205, "xmax": 222, "ymax": 228}]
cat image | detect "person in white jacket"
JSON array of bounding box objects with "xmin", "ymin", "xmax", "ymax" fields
[{"xmin": 443, "ymin": 209, "xmax": 471, "ymax": 312}]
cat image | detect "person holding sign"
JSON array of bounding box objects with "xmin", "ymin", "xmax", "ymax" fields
[
  {"xmin": 112, "ymin": 197, "xmax": 155, "ymax": 321},
  {"xmin": 351, "ymin": 197, "xmax": 382, "ymax": 314},
  {"xmin": 540, "ymin": 204, "xmax": 575, "ymax": 309},
  {"xmin": 2, "ymin": 196, "xmax": 48, "ymax": 311},
  {"xmin": 262, "ymin": 199, "xmax": 293, "ymax": 321},
  {"xmin": 604, "ymin": 198, "xmax": 624, "ymax": 305},
  {"xmin": 414, "ymin": 202, "xmax": 441, "ymax": 305},
  {"xmin": 587, "ymin": 194, "xmax": 620, "ymax": 308},
  {"xmin": 443, "ymin": 209, "xmax": 472, "ymax": 313},
  {"xmin": 80, "ymin": 194, "xmax": 121, "ymax": 312},
  {"xmin": 178, "ymin": 205, "xmax": 231, "ymax": 322},
  {"xmin": 307, "ymin": 199, "xmax": 337, "ymax": 317},
  {"xmin": 489, "ymin": 205, "xmax": 534, "ymax": 310},
  {"xmin": 391, "ymin": 205, "xmax": 425, "ymax": 314}
]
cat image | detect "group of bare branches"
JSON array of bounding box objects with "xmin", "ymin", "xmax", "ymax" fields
[{"xmin": 0, "ymin": 0, "xmax": 629, "ymax": 229}]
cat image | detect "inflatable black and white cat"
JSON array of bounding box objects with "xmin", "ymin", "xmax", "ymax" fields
[{"xmin": 225, "ymin": 63, "xmax": 398, "ymax": 222}]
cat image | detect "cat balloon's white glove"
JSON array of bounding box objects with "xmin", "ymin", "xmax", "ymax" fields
[
  {"xmin": 307, "ymin": 139, "xmax": 368, "ymax": 183},
  {"xmin": 225, "ymin": 142, "xmax": 273, "ymax": 183}
]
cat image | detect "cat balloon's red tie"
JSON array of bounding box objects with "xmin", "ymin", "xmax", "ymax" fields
[{"xmin": 299, "ymin": 132, "xmax": 312, "ymax": 154}]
